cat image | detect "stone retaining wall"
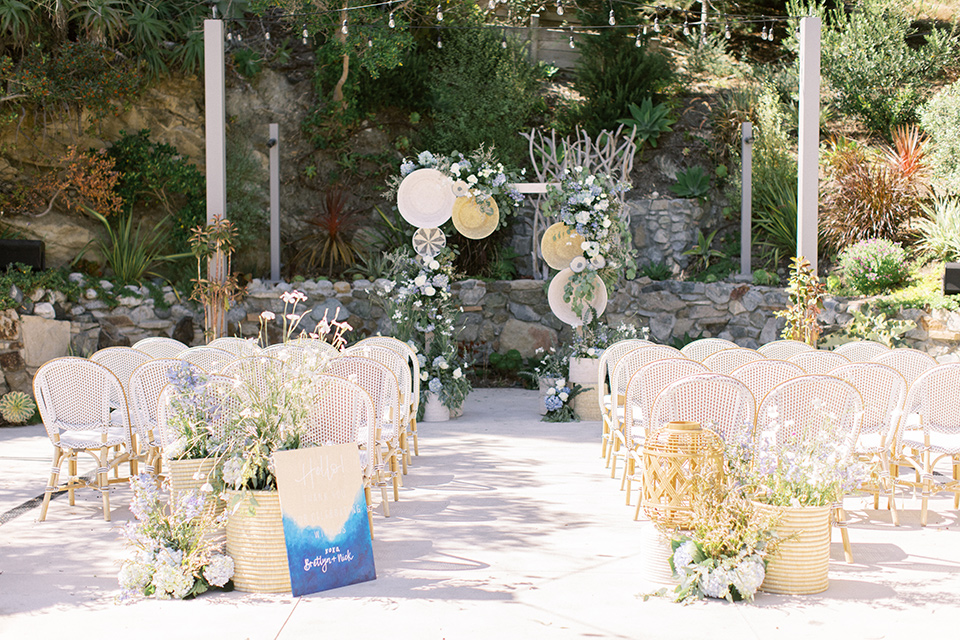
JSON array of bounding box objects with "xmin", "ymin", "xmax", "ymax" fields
[{"xmin": 4, "ymin": 276, "xmax": 960, "ymax": 397}]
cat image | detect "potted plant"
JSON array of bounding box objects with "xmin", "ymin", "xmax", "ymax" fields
[
  {"xmin": 725, "ymin": 422, "xmax": 866, "ymax": 595},
  {"xmin": 524, "ymin": 347, "xmax": 570, "ymax": 416}
]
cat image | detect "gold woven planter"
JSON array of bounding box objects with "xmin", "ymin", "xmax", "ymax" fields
[
  {"xmin": 166, "ymin": 457, "xmax": 223, "ymax": 519},
  {"xmin": 225, "ymin": 490, "xmax": 291, "ymax": 593},
  {"xmin": 640, "ymin": 422, "xmax": 723, "ymax": 528},
  {"xmin": 755, "ymin": 503, "xmax": 831, "ymax": 595}
]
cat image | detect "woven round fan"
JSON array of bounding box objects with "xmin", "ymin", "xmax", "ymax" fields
[
  {"xmin": 452, "ymin": 196, "xmax": 499, "ymax": 240},
  {"xmin": 412, "ymin": 227, "xmax": 446, "ymax": 258},
  {"xmin": 540, "ymin": 222, "xmax": 584, "ymax": 271},
  {"xmin": 547, "ymin": 268, "xmax": 607, "ymax": 327},
  {"xmin": 397, "ymin": 168, "xmax": 454, "ymax": 228}
]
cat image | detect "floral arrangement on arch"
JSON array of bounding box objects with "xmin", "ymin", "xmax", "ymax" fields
[
  {"xmin": 118, "ymin": 475, "xmax": 234, "ymax": 600},
  {"xmin": 385, "ymin": 147, "xmax": 525, "ymax": 219},
  {"xmin": 543, "ymin": 166, "xmax": 636, "ymax": 316},
  {"xmin": 385, "ymin": 248, "xmax": 472, "ymax": 412}
]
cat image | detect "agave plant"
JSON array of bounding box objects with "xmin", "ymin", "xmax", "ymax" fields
[
  {"xmin": 292, "ymin": 187, "xmax": 363, "ymax": 277},
  {"xmin": 616, "ymin": 97, "xmax": 676, "ymax": 151}
]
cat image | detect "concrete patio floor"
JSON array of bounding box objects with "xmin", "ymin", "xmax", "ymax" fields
[{"xmin": 2, "ymin": 387, "xmax": 959, "ymax": 639}]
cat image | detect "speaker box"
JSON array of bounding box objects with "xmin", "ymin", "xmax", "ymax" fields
[
  {"xmin": 944, "ymin": 262, "xmax": 960, "ymax": 296},
  {"xmin": 0, "ymin": 239, "xmax": 45, "ymax": 271}
]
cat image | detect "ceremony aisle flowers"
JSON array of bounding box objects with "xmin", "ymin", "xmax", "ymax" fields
[
  {"xmin": 541, "ymin": 378, "xmax": 584, "ymax": 423},
  {"xmin": 118, "ymin": 474, "xmax": 234, "ymax": 600},
  {"xmin": 386, "ymin": 249, "xmax": 471, "ymax": 413}
]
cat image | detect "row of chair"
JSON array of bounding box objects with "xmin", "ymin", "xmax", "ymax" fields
[
  {"xmin": 32, "ymin": 334, "xmax": 423, "ymax": 533},
  {"xmin": 596, "ymin": 337, "xmax": 959, "ymax": 536}
]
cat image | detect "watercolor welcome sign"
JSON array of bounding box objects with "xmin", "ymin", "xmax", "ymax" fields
[{"xmin": 274, "ymin": 446, "xmax": 376, "ymax": 596}]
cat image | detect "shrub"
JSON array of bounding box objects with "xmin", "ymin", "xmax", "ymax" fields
[
  {"xmin": 838, "ymin": 239, "xmax": 909, "ymax": 295},
  {"xmin": 820, "ymin": 127, "xmax": 928, "ymax": 249},
  {"xmin": 569, "ymin": 6, "xmax": 673, "ymax": 135},
  {"xmin": 916, "ymin": 197, "xmax": 960, "ymax": 262},
  {"xmin": 919, "ymin": 80, "xmax": 960, "ymax": 196},
  {"xmin": 787, "ymin": 0, "xmax": 959, "ymax": 135},
  {"xmin": 419, "ymin": 19, "xmax": 541, "ymax": 167}
]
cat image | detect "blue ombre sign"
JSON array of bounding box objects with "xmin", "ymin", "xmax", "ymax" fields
[{"xmin": 273, "ymin": 445, "xmax": 376, "ymax": 596}]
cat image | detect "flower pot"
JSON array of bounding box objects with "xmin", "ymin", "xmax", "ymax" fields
[
  {"xmin": 568, "ymin": 356, "xmax": 602, "ymax": 421},
  {"xmin": 637, "ymin": 523, "xmax": 679, "ymax": 587},
  {"xmin": 225, "ymin": 490, "xmax": 291, "ymax": 593},
  {"xmin": 538, "ymin": 377, "xmax": 559, "ymax": 416},
  {"xmin": 450, "ymin": 403, "xmax": 464, "ymax": 419},
  {"xmin": 754, "ymin": 503, "xmax": 832, "ymax": 595},
  {"xmin": 422, "ymin": 391, "xmax": 450, "ymax": 423},
  {"xmin": 166, "ymin": 457, "xmax": 223, "ymax": 520}
]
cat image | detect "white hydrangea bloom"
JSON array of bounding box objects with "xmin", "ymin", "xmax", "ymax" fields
[
  {"xmin": 151, "ymin": 563, "xmax": 194, "ymax": 599},
  {"xmin": 203, "ymin": 553, "xmax": 235, "ymax": 588},
  {"xmin": 118, "ymin": 561, "xmax": 153, "ymax": 592}
]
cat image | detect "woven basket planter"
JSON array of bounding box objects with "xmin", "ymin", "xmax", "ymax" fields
[
  {"xmin": 637, "ymin": 524, "xmax": 679, "ymax": 587},
  {"xmin": 640, "ymin": 422, "xmax": 724, "ymax": 528},
  {"xmin": 166, "ymin": 457, "xmax": 223, "ymax": 520},
  {"xmin": 225, "ymin": 490, "xmax": 291, "ymax": 593},
  {"xmin": 755, "ymin": 503, "xmax": 831, "ymax": 595},
  {"xmin": 568, "ymin": 357, "xmax": 602, "ymax": 422}
]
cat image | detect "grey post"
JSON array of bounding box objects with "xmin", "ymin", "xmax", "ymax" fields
[
  {"xmin": 269, "ymin": 123, "xmax": 280, "ymax": 282},
  {"xmin": 740, "ymin": 122, "xmax": 753, "ymax": 277}
]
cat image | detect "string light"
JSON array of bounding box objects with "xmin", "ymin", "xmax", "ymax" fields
[
  {"xmin": 556, "ymin": 0, "xmax": 563, "ymax": 16},
  {"xmin": 766, "ymin": 23, "xmax": 774, "ymax": 41},
  {"xmin": 569, "ymin": 30, "xmax": 575, "ymax": 48},
  {"xmin": 437, "ymin": 35, "xmax": 442, "ymax": 48},
  {"xmin": 608, "ymin": 9, "xmax": 616, "ymax": 26},
  {"xmin": 302, "ymin": 27, "xmax": 308, "ymax": 45},
  {"xmin": 488, "ymin": 0, "xmax": 496, "ymax": 9},
  {"xmin": 236, "ymin": 33, "xmax": 242, "ymax": 42},
  {"xmin": 725, "ymin": 23, "xmax": 730, "ymax": 39},
  {"xmin": 653, "ymin": 16, "xmax": 660, "ymax": 33},
  {"xmin": 388, "ymin": 11, "xmax": 395, "ymax": 28},
  {"xmin": 635, "ymin": 29, "xmax": 642, "ymax": 47},
  {"xmin": 264, "ymin": 31, "xmax": 270, "ymax": 40},
  {"xmin": 643, "ymin": 25, "xmax": 648, "ymax": 36},
  {"xmin": 761, "ymin": 24, "xmax": 768, "ymax": 40},
  {"xmin": 226, "ymin": 32, "xmax": 233, "ymax": 41},
  {"xmin": 341, "ymin": 18, "xmax": 348, "ymax": 35},
  {"xmin": 367, "ymin": 37, "xmax": 373, "ymax": 47},
  {"xmin": 683, "ymin": 19, "xmax": 689, "ymax": 37},
  {"xmin": 501, "ymin": 34, "xmax": 507, "ymax": 48},
  {"xmin": 436, "ymin": 4, "xmax": 443, "ymax": 21}
]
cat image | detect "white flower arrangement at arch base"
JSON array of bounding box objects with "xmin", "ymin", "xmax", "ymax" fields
[{"xmin": 542, "ymin": 166, "xmax": 636, "ymax": 318}]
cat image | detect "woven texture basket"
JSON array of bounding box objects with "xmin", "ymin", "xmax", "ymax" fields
[
  {"xmin": 755, "ymin": 503, "xmax": 831, "ymax": 595},
  {"xmin": 637, "ymin": 524, "xmax": 679, "ymax": 587},
  {"xmin": 166, "ymin": 457, "xmax": 223, "ymax": 520},
  {"xmin": 569, "ymin": 357, "xmax": 603, "ymax": 421},
  {"xmin": 422, "ymin": 391, "xmax": 450, "ymax": 422},
  {"xmin": 640, "ymin": 422, "xmax": 723, "ymax": 527},
  {"xmin": 225, "ymin": 490, "xmax": 291, "ymax": 593}
]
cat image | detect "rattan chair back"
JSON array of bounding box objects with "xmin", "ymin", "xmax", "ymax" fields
[
  {"xmin": 702, "ymin": 347, "xmax": 765, "ymax": 375},
  {"xmin": 178, "ymin": 346, "xmax": 234, "ymax": 373},
  {"xmin": 871, "ymin": 348, "xmax": 938, "ymax": 388},
  {"xmin": 680, "ymin": 337, "xmax": 738, "ymax": 361},
  {"xmin": 610, "ymin": 345, "xmax": 686, "ymax": 400},
  {"xmin": 756, "ymin": 374, "xmax": 864, "ymax": 447},
  {"xmin": 598, "ymin": 338, "xmax": 656, "ymax": 398},
  {"xmin": 788, "ymin": 349, "xmax": 851, "ymax": 374},
  {"xmin": 623, "ymin": 358, "xmax": 710, "ymax": 447},
  {"xmin": 831, "ymin": 362, "xmax": 906, "ymax": 441},
  {"xmin": 90, "ymin": 346, "xmax": 152, "ymax": 397},
  {"xmin": 129, "ymin": 358, "xmax": 199, "ymax": 466},
  {"xmin": 132, "ymin": 337, "xmax": 188, "ymax": 359},
  {"xmin": 649, "ymin": 372, "xmax": 756, "ymax": 444},
  {"xmin": 156, "ymin": 375, "xmax": 250, "ymax": 458},
  {"xmin": 730, "ymin": 359, "xmax": 805, "ymax": 408},
  {"xmin": 757, "ymin": 339, "xmax": 816, "ymax": 360},
  {"xmin": 208, "ymin": 336, "xmax": 262, "ymax": 357},
  {"xmin": 834, "ymin": 340, "xmax": 891, "ymax": 362}
]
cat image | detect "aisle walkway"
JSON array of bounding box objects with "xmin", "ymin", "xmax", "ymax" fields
[{"xmin": 1, "ymin": 388, "xmax": 959, "ymax": 639}]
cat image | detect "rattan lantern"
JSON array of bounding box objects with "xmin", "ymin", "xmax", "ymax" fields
[{"xmin": 640, "ymin": 421, "xmax": 724, "ymax": 528}]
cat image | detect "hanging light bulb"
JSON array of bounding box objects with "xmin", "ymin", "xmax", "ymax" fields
[
  {"xmin": 761, "ymin": 24, "xmax": 768, "ymax": 40},
  {"xmin": 556, "ymin": 0, "xmax": 563, "ymax": 16},
  {"xmin": 569, "ymin": 32, "xmax": 575, "ymax": 48},
  {"xmin": 501, "ymin": 35, "xmax": 507, "ymax": 48},
  {"xmin": 488, "ymin": 0, "xmax": 496, "ymax": 9},
  {"xmin": 683, "ymin": 19, "xmax": 690, "ymax": 37},
  {"xmin": 236, "ymin": 33, "xmax": 242, "ymax": 42},
  {"xmin": 608, "ymin": 10, "xmax": 616, "ymax": 26},
  {"xmin": 367, "ymin": 37, "xmax": 373, "ymax": 47},
  {"xmin": 437, "ymin": 4, "xmax": 443, "ymax": 21},
  {"xmin": 226, "ymin": 32, "xmax": 233, "ymax": 41},
  {"xmin": 341, "ymin": 19, "xmax": 348, "ymax": 35},
  {"xmin": 437, "ymin": 35, "xmax": 443, "ymax": 49},
  {"xmin": 388, "ymin": 12, "xmax": 395, "ymax": 28},
  {"xmin": 767, "ymin": 24, "xmax": 774, "ymax": 41},
  {"xmin": 643, "ymin": 25, "xmax": 648, "ymax": 36},
  {"xmin": 653, "ymin": 16, "xmax": 660, "ymax": 33},
  {"xmin": 265, "ymin": 31, "xmax": 271, "ymax": 41},
  {"xmin": 635, "ymin": 30, "xmax": 642, "ymax": 47},
  {"xmin": 724, "ymin": 23, "xmax": 731, "ymax": 39}
]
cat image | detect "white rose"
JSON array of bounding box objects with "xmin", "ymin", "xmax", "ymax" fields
[
  {"xmin": 424, "ymin": 286, "xmax": 437, "ymax": 296},
  {"xmin": 557, "ymin": 378, "xmax": 566, "ymax": 387},
  {"xmin": 587, "ymin": 347, "xmax": 596, "ymax": 356},
  {"xmin": 414, "ymin": 275, "xmax": 427, "ymax": 287},
  {"xmin": 575, "ymin": 211, "xmax": 590, "ymax": 224},
  {"xmin": 429, "ymin": 260, "xmax": 440, "ymax": 270},
  {"xmin": 421, "ymin": 371, "xmax": 429, "ymax": 381},
  {"xmin": 453, "ymin": 367, "xmax": 462, "ymax": 379},
  {"xmin": 559, "ymin": 392, "xmax": 569, "ymax": 401},
  {"xmin": 547, "ymin": 387, "xmax": 556, "ymax": 395}
]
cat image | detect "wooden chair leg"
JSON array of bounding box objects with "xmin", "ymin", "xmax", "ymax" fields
[
  {"xmin": 835, "ymin": 505, "xmax": 853, "ymax": 563},
  {"xmin": 364, "ymin": 487, "xmax": 374, "ymax": 539},
  {"xmin": 68, "ymin": 455, "xmax": 77, "ymax": 506},
  {"xmin": 410, "ymin": 418, "xmax": 419, "ymax": 456},
  {"xmin": 39, "ymin": 448, "xmax": 64, "ymax": 522},
  {"xmin": 99, "ymin": 445, "xmax": 111, "ymax": 522},
  {"xmin": 920, "ymin": 450, "xmax": 932, "ymax": 527}
]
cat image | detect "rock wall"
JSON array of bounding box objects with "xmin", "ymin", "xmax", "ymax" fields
[{"xmin": 5, "ymin": 276, "xmax": 960, "ymax": 397}]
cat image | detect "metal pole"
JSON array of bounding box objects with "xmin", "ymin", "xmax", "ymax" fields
[
  {"xmin": 740, "ymin": 122, "xmax": 753, "ymax": 277},
  {"xmin": 797, "ymin": 16, "xmax": 821, "ymax": 273},
  {"xmin": 269, "ymin": 123, "xmax": 280, "ymax": 282}
]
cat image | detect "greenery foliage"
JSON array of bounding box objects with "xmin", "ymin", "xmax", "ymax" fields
[
  {"xmin": 569, "ymin": 5, "xmax": 673, "ymax": 135},
  {"xmin": 616, "ymin": 97, "xmax": 676, "ymax": 150},
  {"xmin": 788, "ymin": 0, "xmax": 959, "ymax": 133},
  {"xmin": 821, "ymin": 308, "xmax": 915, "ymax": 348},
  {"xmin": 669, "ymin": 166, "xmax": 711, "ymax": 200},
  {"xmin": 85, "ymin": 206, "xmax": 187, "ymax": 285},
  {"xmin": 837, "ymin": 239, "xmax": 910, "ymax": 295},
  {"xmin": 0, "ymin": 263, "xmax": 82, "ymax": 310},
  {"xmin": 682, "ymin": 229, "xmax": 726, "ymax": 272},
  {"xmin": 919, "ymin": 80, "xmax": 960, "ymax": 196},
  {"xmin": 916, "ymin": 197, "xmax": 960, "ymax": 262},
  {"xmin": 775, "ymin": 256, "xmax": 825, "ymax": 346},
  {"xmin": 293, "ymin": 187, "xmax": 363, "ymax": 276}
]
